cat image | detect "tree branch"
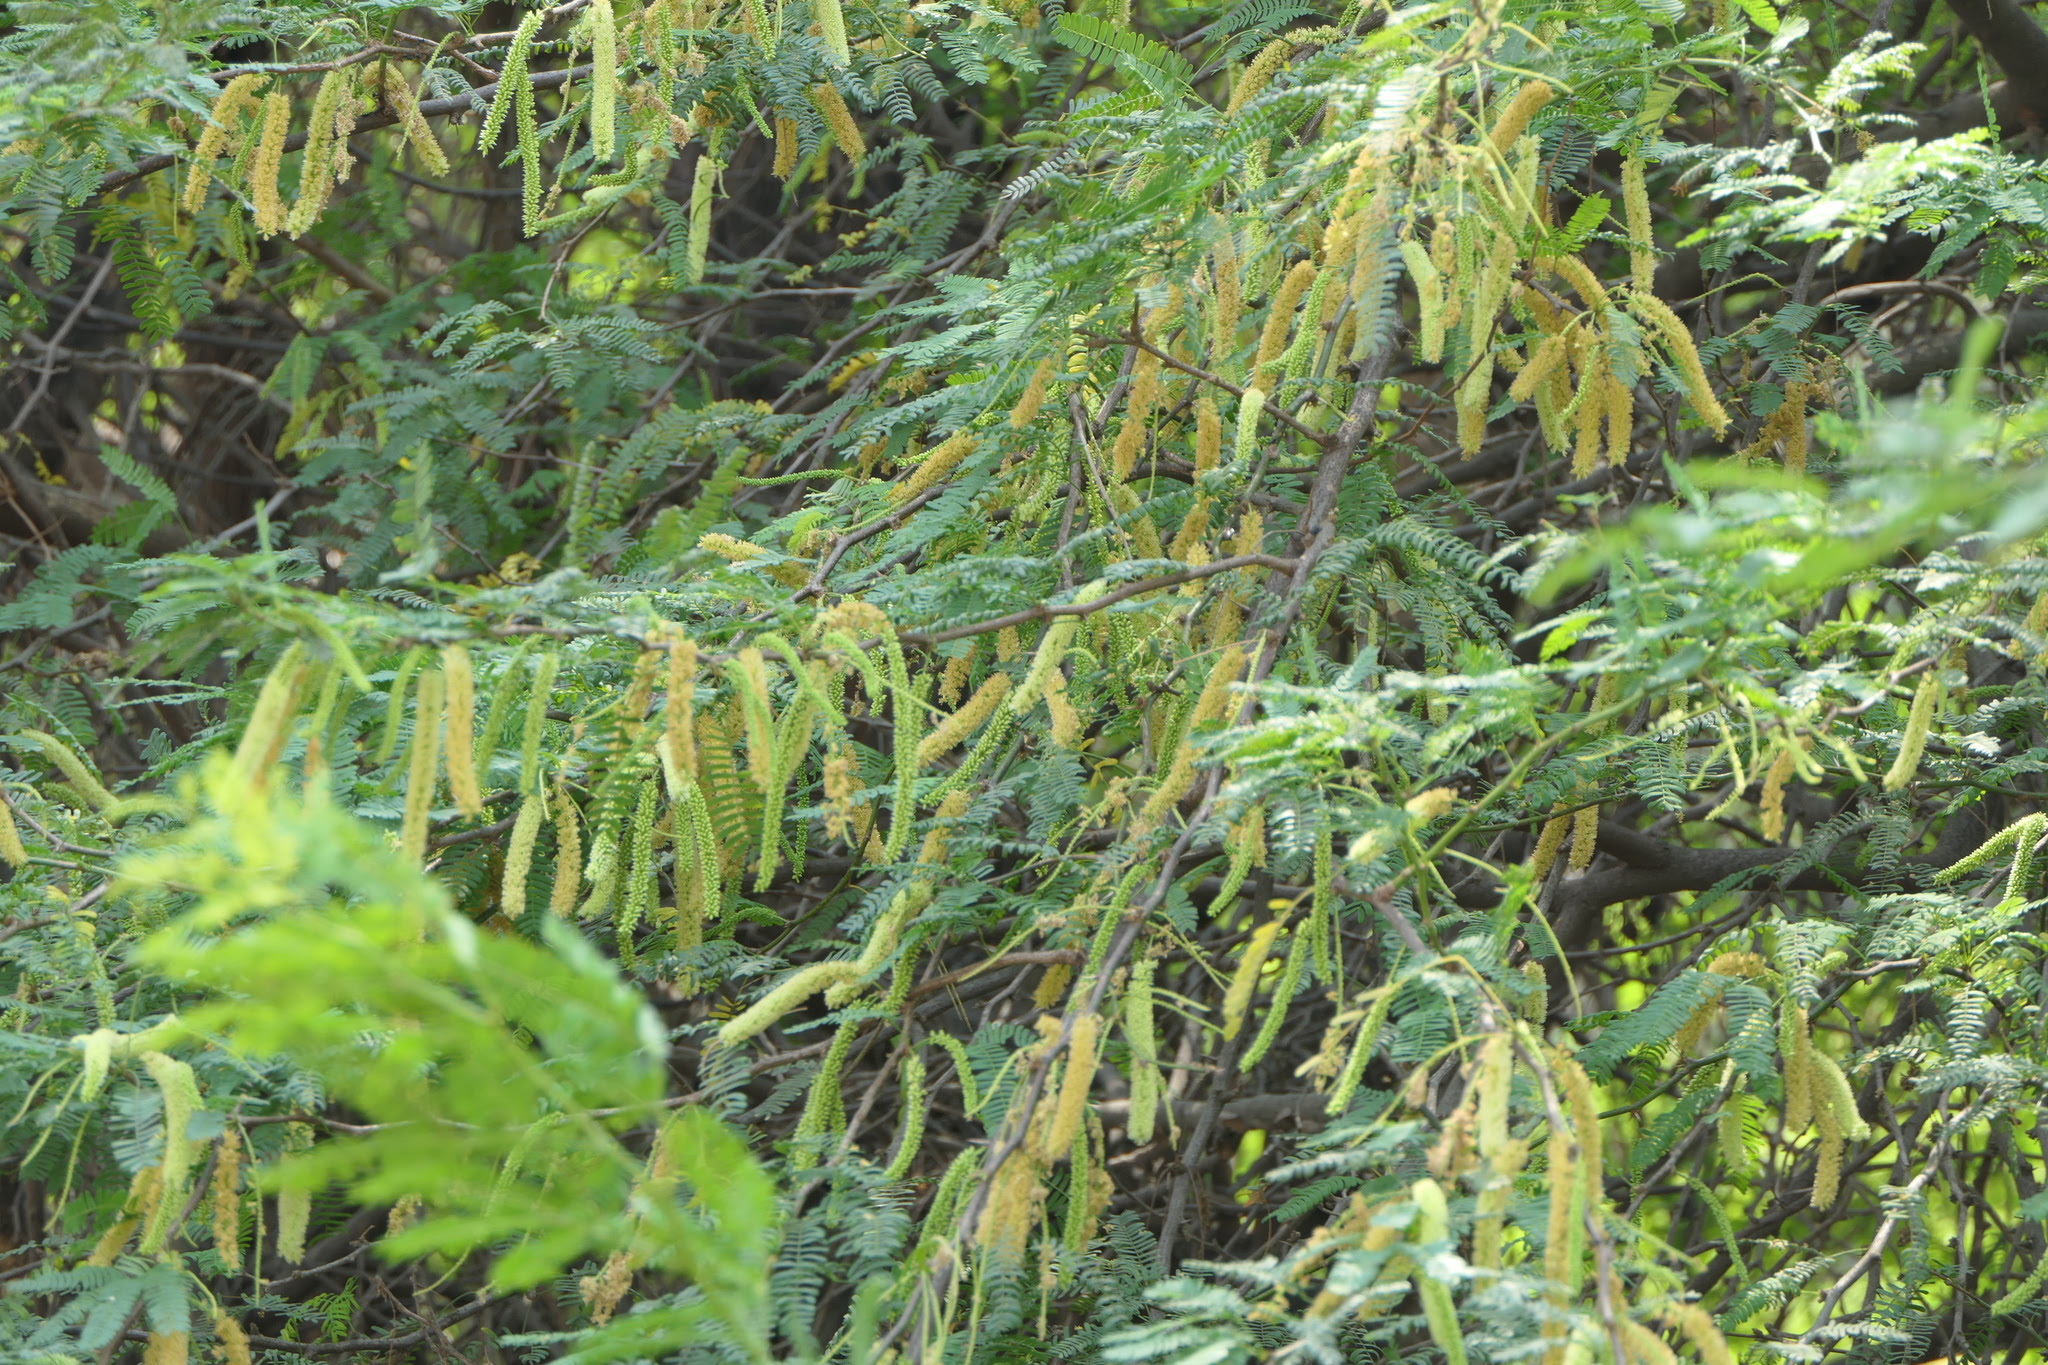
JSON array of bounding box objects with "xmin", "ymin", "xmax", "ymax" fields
[
  {"xmin": 1942, "ymin": 0, "xmax": 2048, "ymax": 131},
  {"xmin": 1549, "ymin": 808, "xmax": 1997, "ymax": 951}
]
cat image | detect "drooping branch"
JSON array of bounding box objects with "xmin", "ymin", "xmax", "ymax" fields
[{"xmin": 1547, "ymin": 809, "xmax": 1998, "ymax": 951}]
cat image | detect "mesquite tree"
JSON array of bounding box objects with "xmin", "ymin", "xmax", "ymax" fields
[{"xmin": 3, "ymin": 1, "xmax": 2048, "ymax": 1363}]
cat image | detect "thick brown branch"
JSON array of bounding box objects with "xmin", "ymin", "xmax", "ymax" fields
[
  {"xmin": 1871, "ymin": 307, "xmax": 2048, "ymax": 395},
  {"xmin": 1549, "ymin": 809, "xmax": 1996, "ymax": 951},
  {"xmin": 1942, "ymin": 0, "xmax": 2048, "ymax": 132}
]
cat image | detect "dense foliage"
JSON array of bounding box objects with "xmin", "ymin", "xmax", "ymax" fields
[{"xmin": 5, "ymin": 0, "xmax": 2048, "ymax": 1361}]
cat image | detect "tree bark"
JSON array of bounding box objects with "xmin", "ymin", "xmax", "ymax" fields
[{"xmin": 1942, "ymin": 0, "xmax": 2048, "ymax": 130}]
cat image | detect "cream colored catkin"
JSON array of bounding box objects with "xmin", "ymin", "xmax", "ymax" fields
[
  {"xmin": 1124, "ymin": 957, "xmax": 1161, "ymax": 1144},
  {"xmin": 142, "ymin": 1333, "xmax": 188, "ymax": 1365},
  {"xmin": 1234, "ymin": 386, "xmax": 1266, "ymax": 463},
  {"xmin": 1010, "ymin": 356, "xmax": 1057, "ymax": 428},
  {"xmin": 1226, "ymin": 37, "xmax": 1291, "ymax": 117},
  {"xmin": 249, "ymin": 90, "xmax": 291, "ymax": 237},
  {"xmin": 1411, "ymin": 1178, "xmax": 1469, "ymax": 1365},
  {"xmin": 1567, "ymin": 802, "xmax": 1601, "ymax": 872},
  {"xmin": 1044, "ymin": 1014, "xmax": 1099, "ymax": 1159},
  {"xmin": 1884, "ymin": 671, "xmax": 1940, "ymax": 790},
  {"xmin": 88, "ymin": 1169, "xmax": 152, "ymax": 1266},
  {"xmin": 379, "ymin": 64, "xmax": 450, "ymax": 175},
  {"xmin": 214, "ymin": 1315, "xmax": 253, "ymax": 1365},
  {"xmin": 549, "ymin": 784, "xmax": 583, "ymax": 916},
  {"xmin": 1110, "ymin": 348, "xmax": 1163, "ymax": 482},
  {"xmin": 685, "ymin": 152, "xmax": 718, "ymax": 285},
  {"xmin": 1810, "ymin": 1049, "xmax": 1870, "ymax": 1141},
  {"xmin": 1560, "ymin": 1053, "xmax": 1602, "ymax": 1218},
  {"xmin": 591, "ymin": 0, "xmax": 619, "ymax": 162},
  {"xmin": 882, "ymin": 1052, "xmax": 926, "ymax": 1180},
  {"xmin": 917, "ymin": 672, "xmax": 1012, "ymax": 765},
  {"xmin": 698, "ymin": 533, "xmax": 806, "ymax": 586},
  {"xmin": 1240, "ymin": 924, "xmax": 1308, "ymax": 1069},
  {"xmin": 329, "ymin": 64, "xmax": 361, "ymax": 182},
  {"xmin": 481, "ymin": 11, "xmax": 543, "ymax": 151},
  {"xmin": 1045, "ymin": 669, "xmax": 1084, "ymax": 748},
  {"xmin": 286, "ymin": 67, "xmax": 352, "ymax": 236},
  {"xmin": 0, "ymin": 792, "xmax": 26, "ymax": 868},
  {"xmin": 137, "ymin": 1052, "xmax": 202, "ymax": 1255},
  {"xmin": 519, "ymin": 650, "xmax": 559, "ymax": 796},
  {"xmin": 1210, "ymin": 234, "xmax": 1242, "ymax": 369},
  {"xmin": 892, "ymin": 431, "xmax": 976, "ymax": 504},
  {"xmin": 815, "ymin": 0, "xmax": 851, "ymax": 65},
  {"xmin": 1034, "ymin": 962, "xmax": 1073, "ymax": 1011},
  {"xmin": 1571, "ymin": 352, "xmax": 1610, "ymax": 478},
  {"xmin": 1400, "ymin": 238, "xmax": 1446, "ymax": 364},
  {"xmin": 772, "ymin": 116, "xmax": 800, "ymax": 179},
  {"xmin": 1169, "ymin": 498, "xmax": 1212, "ymax": 562},
  {"xmin": 1541, "ymin": 1109, "xmax": 1580, "ymax": 1364},
  {"xmin": 1631, "ymin": 292, "xmax": 1731, "ymax": 436},
  {"xmin": 19, "ymin": 730, "xmax": 117, "ymax": 814},
  {"xmin": 231, "ymin": 641, "xmax": 308, "ymax": 783},
  {"xmin": 1553, "ymin": 251, "xmax": 1612, "ymax": 314},
  {"xmin": 976, "ymin": 1148, "xmax": 1042, "ymax": 1265},
  {"xmin": 499, "ymin": 793, "xmax": 547, "ymax": 920},
  {"xmin": 212, "ymin": 1124, "xmax": 243, "ymax": 1271},
  {"xmin": 275, "ymin": 1123, "xmax": 314, "ymax": 1263},
  {"xmin": 1510, "ymin": 331, "xmax": 1569, "ymax": 402},
  {"xmin": 1471, "ymin": 1034, "xmax": 1518, "ymax": 1269},
  {"xmin": 1013, "ymin": 611, "xmax": 1085, "ymax": 714},
  {"xmin": 1622, "ymin": 154, "xmax": 1655, "ymax": 294},
  {"xmin": 1138, "ymin": 646, "xmax": 1245, "ymax": 829},
  {"xmin": 812, "ymin": 82, "xmax": 866, "ymax": 163},
  {"xmin": 1781, "ymin": 1004, "xmax": 1814, "ymax": 1133},
  {"xmin": 1662, "ymin": 1303, "xmax": 1737, "ymax": 1365},
  {"xmin": 1221, "ymin": 918, "xmax": 1284, "ymax": 1041},
  {"xmin": 184, "ymin": 74, "xmax": 268, "ymax": 214},
  {"xmin": 1193, "ymin": 393, "xmax": 1223, "ymax": 473},
  {"xmin": 1255, "ymin": 259, "xmax": 1318, "ymax": 379},
  {"xmin": 400, "ymin": 669, "xmax": 446, "ymax": 860},
  {"xmin": 1603, "ymin": 369, "xmax": 1634, "ymax": 468},
  {"xmin": 1326, "ymin": 989, "xmax": 1393, "ymax": 1116},
  {"xmin": 1488, "ymin": 80, "xmax": 1554, "ymax": 152},
  {"xmin": 665, "ymin": 637, "xmax": 698, "ymax": 781},
  {"xmin": 1456, "ymin": 352, "xmax": 1492, "ymax": 456},
  {"xmin": 717, "ymin": 960, "xmax": 863, "ymax": 1045},
  {"xmin": 441, "ymin": 645, "xmax": 484, "ymax": 817},
  {"xmin": 1620, "ymin": 1320, "xmax": 1679, "ymax": 1365},
  {"xmin": 940, "ymin": 645, "xmax": 974, "ymax": 707},
  {"xmin": 1759, "ymin": 744, "xmax": 1795, "ymax": 841}
]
